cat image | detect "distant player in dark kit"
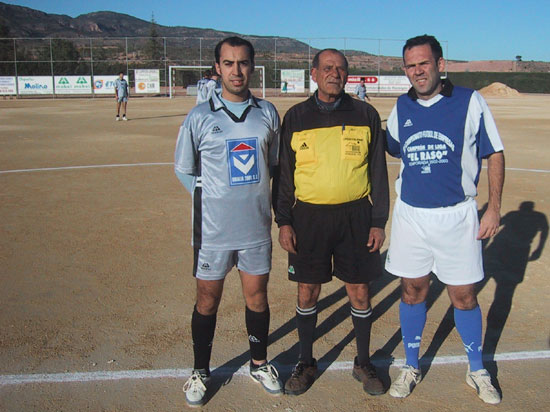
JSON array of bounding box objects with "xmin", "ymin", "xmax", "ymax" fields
[
  {"xmin": 114, "ymin": 71, "xmax": 129, "ymax": 121},
  {"xmin": 385, "ymin": 34, "xmax": 504, "ymax": 405},
  {"xmin": 174, "ymin": 36, "xmax": 283, "ymax": 407},
  {"xmin": 273, "ymin": 48, "xmax": 389, "ymax": 397}
]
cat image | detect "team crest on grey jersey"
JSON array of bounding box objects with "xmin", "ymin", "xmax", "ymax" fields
[{"xmin": 226, "ymin": 138, "xmax": 260, "ymax": 186}]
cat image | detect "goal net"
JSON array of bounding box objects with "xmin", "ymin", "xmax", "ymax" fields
[{"xmin": 169, "ymin": 65, "xmax": 265, "ymax": 99}]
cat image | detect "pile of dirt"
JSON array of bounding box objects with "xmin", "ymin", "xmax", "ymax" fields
[{"xmin": 479, "ymin": 82, "xmax": 521, "ymax": 97}]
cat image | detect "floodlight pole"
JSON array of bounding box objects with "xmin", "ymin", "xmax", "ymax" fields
[
  {"xmin": 13, "ymin": 38, "xmax": 19, "ymax": 97},
  {"xmin": 274, "ymin": 38, "xmax": 277, "ymax": 91},
  {"xmin": 90, "ymin": 38, "xmax": 94, "ymax": 98},
  {"xmin": 308, "ymin": 41, "xmax": 311, "ymax": 96},
  {"xmin": 125, "ymin": 37, "xmax": 129, "ymax": 80},
  {"xmin": 377, "ymin": 39, "xmax": 381, "ymax": 96},
  {"xmin": 50, "ymin": 38, "xmax": 55, "ymax": 98},
  {"xmin": 163, "ymin": 37, "xmax": 167, "ymax": 96}
]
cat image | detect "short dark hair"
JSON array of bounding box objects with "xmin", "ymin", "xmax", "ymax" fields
[
  {"xmin": 403, "ymin": 34, "xmax": 443, "ymax": 62},
  {"xmin": 204, "ymin": 70, "xmax": 212, "ymax": 77},
  {"xmin": 118, "ymin": 71, "xmax": 124, "ymax": 75},
  {"xmin": 312, "ymin": 48, "xmax": 348, "ymax": 71},
  {"xmin": 214, "ymin": 36, "xmax": 255, "ymax": 65}
]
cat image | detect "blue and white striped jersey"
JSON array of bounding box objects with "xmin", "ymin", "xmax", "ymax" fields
[
  {"xmin": 175, "ymin": 91, "xmax": 280, "ymax": 250},
  {"xmin": 386, "ymin": 81, "xmax": 503, "ymax": 208}
]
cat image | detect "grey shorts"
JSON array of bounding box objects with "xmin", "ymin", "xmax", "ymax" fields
[
  {"xmin": 193, "ymin": 243, "xmax": 272, "ymax": 281},
  {"xmin": 117, "ymin": 96, "xmax": 128, "ymax": 103}
]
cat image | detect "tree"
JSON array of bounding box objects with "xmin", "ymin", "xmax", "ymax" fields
[
  {"xmin": 43, "ymin": 39, "xmax": 82, "ymax": 75},
  {"xmin": 0, "ymin": 23, "xmax": 13, "ymax": 61},
  {"xmin": 515, "ymin": 55, "xmax": 522, "ymax": 62},
  {"xmin": 147, "ymin": 13, "xmax": 161, "ymax": 63}
]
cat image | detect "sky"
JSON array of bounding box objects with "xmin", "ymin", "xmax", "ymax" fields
[{"xmin": 3, "ymin": 0, "xmax": 549, "ymax": 62}]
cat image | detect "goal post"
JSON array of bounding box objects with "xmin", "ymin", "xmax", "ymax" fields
[{"xmin": 169, "ymin": 65, "xmax": 265, "ymax": 99}]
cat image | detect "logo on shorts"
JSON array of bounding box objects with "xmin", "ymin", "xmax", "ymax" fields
[
  {"xmin": 288, "ymin": 265, "xmax": 295, "ymax": 275},
  {"xmin": 201, "ymin": 262, "xmax": 211, "ymax": 271},
  {"xmin": 212, "ymin": 125, "xmax": 222, "ymax": 134},
  {"xmin": 226, "ymin": 138, "xmax": 260, "ymax": 186},
  {"xmin": 248, "ymin": 335, "xmax": 260, "ymax": 343}
]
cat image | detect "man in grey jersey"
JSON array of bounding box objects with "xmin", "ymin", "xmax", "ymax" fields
[
  {"xmin": 175, "ymin": 36, "xmax": 283, "ymax": 407},
  {"xmin": 114, "ymin": 71, "xmax": 129, "ymax": 121},
  {"xmin": 195, "ymin": 70, "xmax": 213, "ymax": 105}
]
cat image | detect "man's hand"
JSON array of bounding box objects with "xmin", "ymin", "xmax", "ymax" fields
[
  {"xmin": 279, "ymin": 225, "xmax": 297, "ymax": 254},
  {"xmin": 367, "ymin": 227, "xmax": 385, "ymax": 252},
  {"xmin": 477, "ymin": 208, "xmax": 500, "ymax": 239}
]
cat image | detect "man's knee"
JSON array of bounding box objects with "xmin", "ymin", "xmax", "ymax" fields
[
  {"xmin": 448, "ymin": 285, "xmax": 478, "ymax": 310},
  {"xmin": 401, "ymin": 276, "xmax": 430, "ymax": 304},
  {"xmin": 245, "ymin": 289, "xmax": 268, "ymax": 312},
  {"xmin": 346, "ymin": 283, "xmax": 370, "ymax": 309},
  {"xmin": 297, "ymin": 283, "xmax": 321, "ymax": 308},
  {"xmin": 196, "ymin": 281, "xmax": 224, "ymax": 315}
]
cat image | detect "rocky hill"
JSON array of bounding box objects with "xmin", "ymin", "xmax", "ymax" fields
[{"xmin": 1, "ymin": 1, "xmax": 548, "ymax": 73}]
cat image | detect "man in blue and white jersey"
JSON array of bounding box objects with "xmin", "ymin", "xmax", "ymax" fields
[
  {"xmin": 175, "ymin": 36, "xmax": 283, "ymax": 407},
  {"xmin": 385, "ymin": 35, "xmax": 504, "ymax": 405},
  {"xmin": 114, "ymin": 71, "xmax": 129, "ymax": 121}
]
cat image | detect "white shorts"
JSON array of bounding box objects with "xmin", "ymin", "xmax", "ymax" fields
[
  {"xmin": 385, "ymin": 198, "xmax": 483, "ymax": 286},
  {"xmin": 193, "ymin": 243, "xmax": 272, "ymax": 281}
]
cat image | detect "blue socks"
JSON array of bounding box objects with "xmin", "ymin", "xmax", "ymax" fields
[
  {"xmin": 454, "ymin": 306, "xmax": 484, "ymax": 372},
  {"xmin": 399, "ymin": 301, "xmax": 427, "ymax": 369},
  {"xmin": 400, "ymin": 301, "xmax": 484, "ymax": 372}
]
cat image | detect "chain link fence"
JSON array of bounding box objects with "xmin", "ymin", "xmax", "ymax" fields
[{"xmin": 1, "ymin": 36, "xmax": 447, "ymax": 95}]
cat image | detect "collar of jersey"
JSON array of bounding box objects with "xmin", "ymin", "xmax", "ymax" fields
[
  {"xmin": 210, "ymin": 90, "xmax": 259, "ymax": 112},
  {"xmin": 407, "ymin": 78, "xmax": 454, "ymax": 101},
  {"xmin": 209, "ymin": 90, "xmax": 260, "ymax": 123},
  {"xmin": 307, "ymin": 92, "xmax": 355, "ymax": 112}
]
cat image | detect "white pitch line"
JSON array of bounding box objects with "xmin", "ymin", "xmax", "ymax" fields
[
  {"xmin": 1, "ymin": 350, "xmax": 549, "ymax": 386},
  {"xmin": 0, "ymin": 162, "xmax": 174, "ymax": 174},
  {"xmin": 2, "ymin": 162, "xmax": 550, "ymax": 175},
  {"xmin": 387, "ymin": 161, "xmax": 550, "ymax": 173}
]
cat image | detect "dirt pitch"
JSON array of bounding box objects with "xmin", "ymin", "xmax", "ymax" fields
[{"xmin": 1, "ymin": 94, "xmax": 549, "ymax": 412}]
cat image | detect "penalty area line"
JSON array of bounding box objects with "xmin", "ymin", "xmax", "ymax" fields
[
  {"xmin": 1, "ymin": 350, "xmax": 549, "ymax": 386},
  {"xmin": 387, "ymin": 161, "xmax": 550, "ymax": 174},
  {"xmin": 2, "ymin": 163, "xmax": 550, "ymax": 175}
]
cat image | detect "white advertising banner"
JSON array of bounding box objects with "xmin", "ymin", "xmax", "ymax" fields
[
  {"xmin": 0, "ymin": 76, "xmax": 17, "ymax": 95},
  {"xmin": 93, "ymin": 75, "xmax": 118, "ymax": 94},
  {"xmin": 378, "ymin": 75, "xmax": 412, "ymax": 94},
  {"xmin": 309, "ymin": 76, "xmax": 317, "ymax": 93},
  {"xmin": 18, "ymin": 76, "xmax": 53, "ymax": 95},
  {"xmin": 54, "ymin": 75, "xmax": 92, "ymax": 94},
  {"xmin": 346, "ymin": 75, "xmax": 411, "ymax": 94},
  {"xmin": 135, "ymin": 69, "xmax": 160, "ymax": 93},
  {"xmin": 280, "ymin": 69, "xmax": 305, "ymax": 93}
]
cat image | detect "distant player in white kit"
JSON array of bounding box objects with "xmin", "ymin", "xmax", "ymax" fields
[
  {"xmin": 354, "ymin": 78, "xmax": 370, "ymax": 102},
  {"xmin": 195, "ymin": 70, "xmax": 213, "ymax": 105},
  {"xmin": 175, "ymin": 36, "xmax": 283, "ymax": 407},
  {"xmin": 114, "ymin": 71, "xmax": 129, "ymax": 121},
  {"xmin": 385, "ymin": 34, "xmax": 504, "ymax": 404}
]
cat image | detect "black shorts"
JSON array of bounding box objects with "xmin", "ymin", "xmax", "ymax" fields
[{"xmin": 288, "ymin": 198, "xmax": 383, "ymax": 284}]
